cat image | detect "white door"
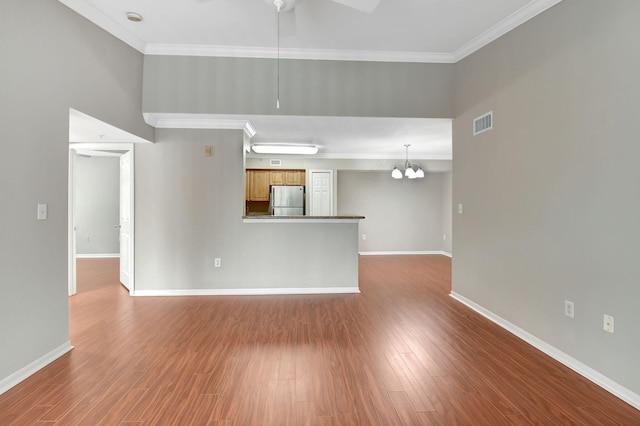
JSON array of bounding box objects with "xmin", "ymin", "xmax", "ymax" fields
[
  {"xmin": 119, "ymin": 151, "xmax": 133, "ymax": 290},
  {"xmin": 309, "ymin": 170, "xmax": 333, "ymax": 216}
]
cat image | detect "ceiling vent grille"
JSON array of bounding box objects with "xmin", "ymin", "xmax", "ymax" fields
[
  {"xmin": 473, "ymin": 111, "xmax": 493, "ymax": 136},
  {"xmin": 270, "ymin": 159, "xmax": 282, "ymax": 167}
]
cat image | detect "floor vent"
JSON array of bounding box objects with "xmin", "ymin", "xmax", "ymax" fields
[
  {"xmin": 270, "ymin": 159, "xmax": 282, "ymax": 167},
  {"xmin": 473, "ymin": 111, "xmax": 493, "ymax": 136}
]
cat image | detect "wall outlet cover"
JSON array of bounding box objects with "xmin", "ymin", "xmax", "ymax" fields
[
  {"xmin": 603, "ymin": 314, "xmax": 614, "ymax": 333},
  {"xmin": 564, "ymin": 300, "xmax": 574, "ymax": 318}
]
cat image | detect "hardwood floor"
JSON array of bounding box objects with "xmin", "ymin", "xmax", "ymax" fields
[{"xmin": 1, "ymin": 255, "xmax": 638, "ymax": 425}]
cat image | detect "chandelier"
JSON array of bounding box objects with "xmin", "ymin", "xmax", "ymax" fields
[{"xmin": 391, "ymin": 144, "xmax": 424, "ymax": 179}]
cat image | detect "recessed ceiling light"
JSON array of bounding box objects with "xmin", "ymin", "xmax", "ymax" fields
[{"xmin": 126, "ymin": 12, "xmax": 143, "ymax": 22}]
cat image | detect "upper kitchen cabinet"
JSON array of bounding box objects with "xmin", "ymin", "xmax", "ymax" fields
[
  {"xmin": 269, "ymin": 170, "xmax": 305, "ymax": 186},
  {"xmin": 285, "ymin": 170, "xmax": 305, "ymax": 185},
  {"xmin": 246, "ymin": 169, "xmax": 306, "ymax": 201},
  {"xmin": 270, "ymin": 170, "xmax": 285, "ymax": 186},
  {"xmin": 246, "ymin": 170, "xmax": 270, "ymax": 201}
]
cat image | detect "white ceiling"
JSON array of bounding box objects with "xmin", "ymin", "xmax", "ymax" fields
[
  {"xmin": 61, "ymin": 0, "xmax": 562, "ymax": 160},
  {"xmin": 59, "ymin": 0, "xmax": 562, "ymax": 62}
]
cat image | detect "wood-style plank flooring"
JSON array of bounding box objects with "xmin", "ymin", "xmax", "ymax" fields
[{"xmin": 1, "ymin": 255, "xmax": 638, "ymax": 425}]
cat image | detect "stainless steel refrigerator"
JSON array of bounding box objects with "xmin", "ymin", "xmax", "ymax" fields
[{"xmin": 270, "ymin": 185, "xmax": 304, "ymax": 216}]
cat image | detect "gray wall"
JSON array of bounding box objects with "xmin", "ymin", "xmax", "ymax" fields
[
  {"xmin": 441, "ymin": 171, "xmax": 452, "ymax": 253},
  {"xmin": 337, "ymin": 171, "xmax": 448, "ymax": 253},
  {"xmin": 0, "ymin": 0, "xmax": 153, "ymax": 385},
  {"xmin": 452, "ymin": 0, "xmax": 640, "ymax": 395},
  {"xmin": 74, "ymin": 155, "xmax": 120, "ymax": 255},
  {"xmin": 135, "ymin": 129, "xmax": 358, "ymax": 291},
  {"xmin": 143, "ymin": 56, "xmax": 454, "ymax": 118}
]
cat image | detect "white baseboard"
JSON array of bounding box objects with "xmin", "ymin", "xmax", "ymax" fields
[
  {"xmin": 0, "ymin": 341, "xmax": 73, "ymax": 396},
  {"xmin": 76, "ymin": 253, "xmax": 120, "ymax": 259},
  {"xmin": 359, "ymin": 250, "xmax": 451, "ymax": 256},
  {"xmin": 132, "ymin": 287, "xmax": 361, "ymax": 297},
  {"xmin": 450, "ymin": 292, "xmax": 640, "ymax": 411}
]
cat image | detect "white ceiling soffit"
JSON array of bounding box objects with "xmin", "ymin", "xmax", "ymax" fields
[
  {"xmin": 69, "ymin": 108, "xmax": 152, "ymax": 143},
  {"xmin": 59, "ymin": 0, "xmax": 563, "ymax": 63},
  {"xmin": 144, "ymin": 113, "xmax": 452, "ymax": 160}
]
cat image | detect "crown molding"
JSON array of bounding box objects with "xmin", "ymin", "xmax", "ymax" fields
[
  {"xmin": 452, "ymin": 0, "xmax": 564, "ymax": 62},
  {"xmin": 145, "ymin": 44, "xmax": 455, "ymax": 63},
  {"xmin": 58, "ymin": 0, "xmax": 146, "ymax": 53},
  {"xmin": 297, "ymin": 152, "xmax": 452, "ymax": 160},
  {"xmin": 61, "ymin": 0, "xmax": 563, "ymax": 64},
  {"xmin": 143, "ymin": 113, "xmax": 256, "ymax": 138}
]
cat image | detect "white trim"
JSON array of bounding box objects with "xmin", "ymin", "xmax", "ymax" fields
[
  {"xmin": 281, "ymin": 152, "xmax": 453, "ymax": 160},
  {"xmin": 68, "ymin": 149, "xmax": 77, "ymax": 296},
  {"xmin": 58, "ymin": 0, "xmax": 146, "ymax": 53},
  {"xmin": 0, "ymin": 342, "xmax": 73, "ymax": 396},
  {"xmin": 451, "ymin": 0, "xmax": 564, "ymax": 62},
  {"xmin": 143, "ymin": 113, "xmax": 256, "ymax": 138},
  {"xmin": 359, "ymin": 250, "xmax": 450, "ymax": 256},
  {"xmin": 145, "ymin": 44, "xmax": 456, "ymax": 64},
  {"xmin": 449, "ymin": 292, "xmax": 640, "ymax": 411},
  {"xmin": 76, "ymin": 253, "xmax": 120, "ymax": 259},
  {"xmin": 132, "ymin": 287, "xmax": 360, "ymax": 296}
]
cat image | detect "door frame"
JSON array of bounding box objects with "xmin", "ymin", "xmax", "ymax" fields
[{"xmin": 68, "ymin": 142, "xmax": 135, "ymax": 296}]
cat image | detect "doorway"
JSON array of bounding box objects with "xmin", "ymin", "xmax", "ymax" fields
[
  {"xmin": 67, "ymin": 108, "xmax": 150, "ymax": 296},
  {"xmin": 68, "ymin": 143, "xmax": 135, "ymax": 295}
]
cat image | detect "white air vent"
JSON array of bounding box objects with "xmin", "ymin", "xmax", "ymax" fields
[
  {"xmin": 270, "ymin": 159, "xmax": 282, "ymax": 167},
  {"xmin": 473, "ymin": 111, "xmax": 493, "ymax": 136}
]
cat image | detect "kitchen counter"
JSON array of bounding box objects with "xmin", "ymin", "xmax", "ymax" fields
[{"xmin": 243, "ymin": 215, "xmax": 365, "ymax": 223}]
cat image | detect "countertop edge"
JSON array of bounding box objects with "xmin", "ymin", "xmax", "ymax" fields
[{"xmin": 243, "ymin": 215, "xmax": 365, "ymax": 224}]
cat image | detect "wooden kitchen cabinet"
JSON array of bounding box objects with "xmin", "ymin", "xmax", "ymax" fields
[
  {"xmin": 246, "ymin": 169, "xmax": 306, "ymax": 201},
  {"xmin": 246, "ymin": 170, "xmax": 270, "ymax": 201},
  {"xmin": 285, "ymin": 170, "xmax": 305, "ymax": 185},
  {"xmin": 270, "ymin": 170, "xmax": 285, "ymax": 185}
]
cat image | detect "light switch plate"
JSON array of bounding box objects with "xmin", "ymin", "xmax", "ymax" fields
[
  {"xmin": 37, "ymin": 203, "xmax": 47, "ymax": 220},
  {"xmin": 564, "ymin": 300, "xmax": 574, "ymax": 318}
]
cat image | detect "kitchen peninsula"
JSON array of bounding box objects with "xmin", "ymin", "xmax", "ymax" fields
[{"xmin": 240, "ymin": 214, "xmax": 365, "ymax": 295}]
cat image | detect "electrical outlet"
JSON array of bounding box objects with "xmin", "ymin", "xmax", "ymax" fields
[
  {"xmin": 443, "ymin": 234, "xmax": 447, "ymax": 240},
  {"xmin": 458, "ymin": 203, "xmax": 463, "ymax": 214},
  {"xmin": 362, "ymin": 234, "xmax": 367, "ymax": 241},
  {"xmin": 603, "ymin": 314, "xmax": 614, "ymax": 333},
  {"xmin": 214, "ymin": 258, "xmax": 221, "ymax": 268},
  {"xmin": 564, "ymin": 300, "xmax": 574, "ymax": 318}
]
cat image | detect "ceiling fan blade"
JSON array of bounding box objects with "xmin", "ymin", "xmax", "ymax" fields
[
  {"xmin": 331, "ymin": 0, "xmax": 381, "ymax": 13},
  {"xmin": 279, "ymin": 9, "xmax": 297, "ymax": 37}
]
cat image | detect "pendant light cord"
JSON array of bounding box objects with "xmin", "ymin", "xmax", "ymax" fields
[
  {"xmin": 405, "ymin": 144, "xmax": 410, "ymax": 168},
  {"xmin": 276, "ymin": 7, "xmax": 281, "ymax": 109}
]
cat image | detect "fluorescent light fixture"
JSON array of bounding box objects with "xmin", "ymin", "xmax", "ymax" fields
[{"xmin": 251, "ymin": 144, "xmax": 318, "ymax": 155}]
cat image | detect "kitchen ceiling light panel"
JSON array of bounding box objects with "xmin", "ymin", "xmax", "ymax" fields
[{"xmin": 252, "ymin": 144, "xmax": 318, "ymax": 155}]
